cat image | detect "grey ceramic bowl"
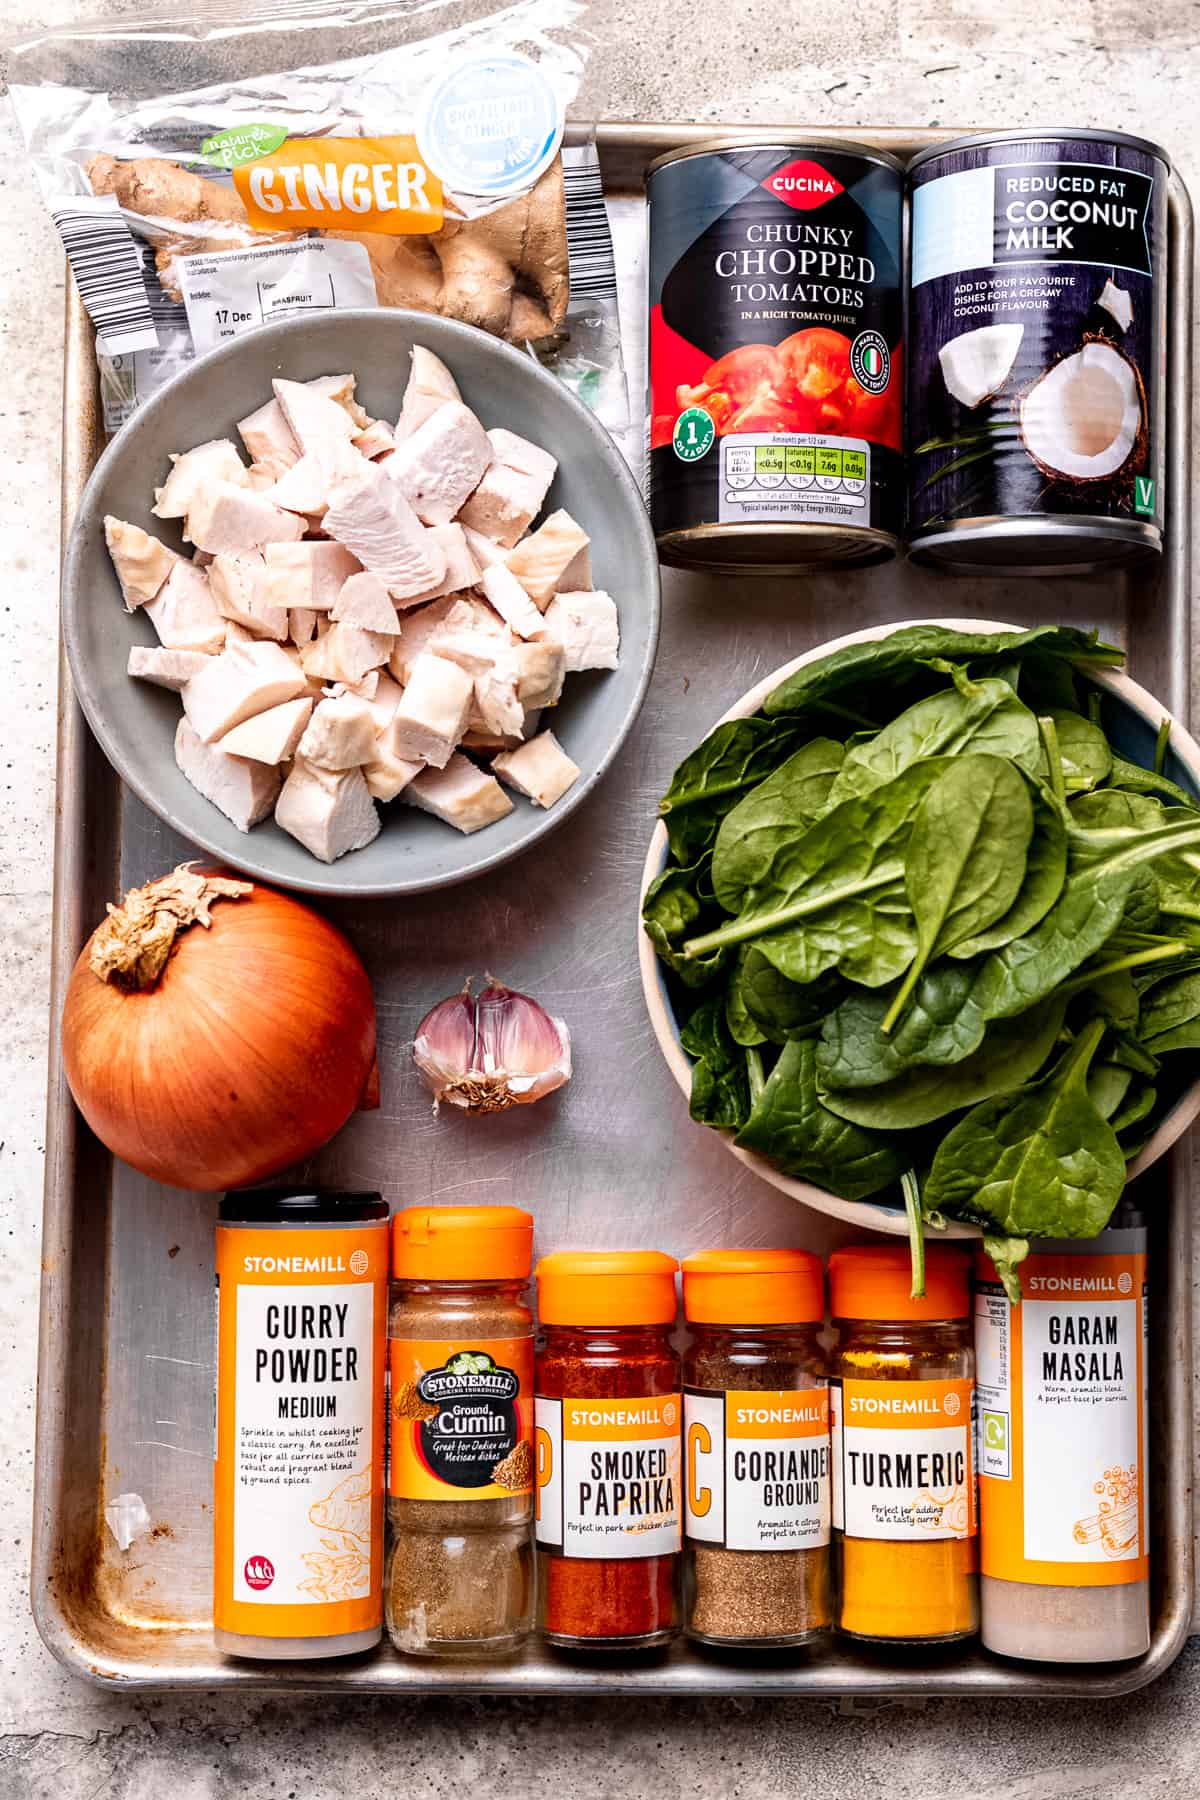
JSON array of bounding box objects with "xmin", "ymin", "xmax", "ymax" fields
[{"xmin": 64, "ymin": 310, "xmax": 659, "ymax": 898}]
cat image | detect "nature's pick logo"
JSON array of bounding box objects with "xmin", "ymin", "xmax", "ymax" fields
[{"xmin": 762, "ymin": 159, "xmax": 844, "ymax": 210}]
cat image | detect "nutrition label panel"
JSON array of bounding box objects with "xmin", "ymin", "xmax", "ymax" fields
[{"xmin": 718, "ymin": 433, "xmax": 871, "ymax": 526}]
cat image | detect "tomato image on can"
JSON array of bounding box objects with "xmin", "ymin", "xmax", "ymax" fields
[{"xmin": 647, "ymin": 140, "xmax": 904, "ymax": 570}]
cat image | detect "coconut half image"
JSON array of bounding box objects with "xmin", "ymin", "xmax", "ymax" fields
[
  {"xmin": 938, "ymin": 322, "xmax": 1024, "ymax": 408},
  {"xmin": 1020, "ymin": 339, "xmax": 1146, "ymax": 485}
]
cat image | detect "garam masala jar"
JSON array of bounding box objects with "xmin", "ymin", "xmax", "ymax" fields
[
  {"xmin": 386, "ymin": 1205, "xmax": 535, "ymax": 1658},
  {"xmin": 682, "ymin": 1250, "xmax": 832, "ymax": 1648},
  {"xmin": 829, "ymin": 1243, "xmax": 978, "ymax": 1645},
  {"xmin": 534, "ymin": 1251, "xmax": 682, "ymax": 1649}
]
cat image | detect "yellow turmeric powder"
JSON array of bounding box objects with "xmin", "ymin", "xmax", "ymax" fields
[{"xmin": 829, "ymin": 1246, "xmax": 979, "ymax": 1645}]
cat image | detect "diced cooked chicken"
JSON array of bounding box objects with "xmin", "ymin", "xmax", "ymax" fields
[
  {"xmin": 461, "ymin": 726, "xmax": 524, "ymax": 753},
  {"xmin": 539, "ymin": 590, "xmax": 620, "ymax": 672},
  {"xmin": 174, "ymin": 717, "xmax": 281, "ymax": 830},
  {"xmin": 332, "ymin": 571, "xmax": 400, "ymax": 633},
  {"xmin": 471, "ymin": 662, "xmax": 524, "ymax": 740},
  {"xmin": 273, "ymin": 377, "xmax": 359, "ymax": 460},
  {"xmin": 127, "ymin": 645, "xmax": 214, "ymax": 690},
  {"xmin": 290, "ymin": 606, "xmax": 318, "ymax": 645},
  {"xmin": 404, "ymin": 754, "xmax": 513, "ymax": 834},
  {"xmin": 262, "ymin": 540, "xmax": 362, "ymax": 613},
  {"xmin": 481, "ymin": 564, "xmax": 543, "ymax": 639},
  {"xmin": 387, "ymin": 596, "xmax": 456, "ymax": 683},
  {"xmin": 462, "ymin": 526, "xmax": 512, "ymax": 571},
  {"xmin": 263, "ymin": 454, "xmax": 331, "ymax": 518},
  {"xmin": 493, "ymin": 730, "xmax": 580, "ymax": 809},
  {"xmin": 403, "ymin": 524, "xmax": 482, "ymax": 603},
  {"xmin": 105, "ymin": 516, "xmax": 178, "ymax": 609},
  {"xmin": 326, "ymin": 670, "xmax": 380, "ymax": 702},
  {"xmin": 185, "ymin": 482, "xmax": 305, "ymax": 555},
  {"xmin": 353, "ymin": 419, "xmax": 395, "ymax": 459},
  {"xmin": 514, "ymin": 638, "xmax": 566, "ymax": 709},
  {"xmin": 300, "ymin": 621, "xmax": 394, "ymax": 686},
  {"xmin": 248, "ymin": 450, "xmax": 297, "ymax": 487},
  {"xmin": 364, "ymin": 719, "xmax": 425, "ymax": 801},
  {"xmin": 506, "ymin": 510, "xmax": 591, "ymax": 609},
  {"xmin": 388, "ymin": 402, "xmax": 492, "ymax": 527},
  {"xmin": 143, "ymin": 560, "xmax": 227, "ymax": 654},
  {"xmin": 456, "ymin": 463, "xmax": 549, "ymax": 548},
  {"xmin": 487, "ymin": 427, "xmax": 558, "ymax": 494},
  {"xmin": 364, "ymin": 670, "xmax": 404, "ymax": 732},
  {"xmin": 218, "ymin": 696, "xmax": 313, "ymax": 764},
  {"xmin": 557, "ymin": 543, "xmax": 592, "ymax": 592},
  {"xmin": 389, "ymin": 652, "xmax": 474, "ymax": 768},
  {"xmin": 275, "ymin": 759, "xmax": 380, "ymax": 862},
  {"xmin": 296, "ymin": 695, "xmax": 378, "ymax": 770},
  {"xmin": 323, "ymin": 463, "xmax": 446, "ymax": 600},
  {"xmin": 153, "ymin": 440, "xmax": 249, "ymax": 520},
  {"xmin": 237, "ymin": 397, "xmax": 301, "ymax": 468},
  {"xmin": 310, "ymin": 373, "xmax": 370, "ymax": 430},
  {"xmin": 396, "ymin": 345, "xmax": 461, "ymax": 439},
  {"xmin": 208, "ymin": 553, "xmax": 289, "ymax": 641},
  {"xmin": 182, "ymin": 636, "xmax": 307, "ymax": 742}
]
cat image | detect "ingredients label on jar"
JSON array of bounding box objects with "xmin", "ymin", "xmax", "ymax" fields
[
  {"xmin": 831, "ymin": 1377, "xmax": 976, "ymax": 1542},
  {"xmin": 684, "ymin": 1387, "xmax": 830, "ymax": 1552},
  {"xmin": 975, "ymin": 1250, "xmax": 1147, "ymax": 1586},
  {"xmin": 214, "ymin": 1224, "xmax": 387, "ymax": 1639},
  {"xmin": 389, "ymin": 1336, "xmax": 533, "ymax": 1501},
  {"xmin": 535, "ymin": 1393, "xmax": 682, "ymax": 1558},
  {"xmin": 178, "ymin": 239, "xmax": 379, "ymax": 357}
]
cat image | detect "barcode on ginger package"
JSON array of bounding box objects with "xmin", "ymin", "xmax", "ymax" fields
[
  {"xmin": 562, "ymin": 145, "xmax": 618, "ymax": 301},
  {"xmin": 50, "ymin": 195, "xmax": 158, "ymax": 356}
]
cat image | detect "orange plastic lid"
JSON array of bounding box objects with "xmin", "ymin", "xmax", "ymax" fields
[
  {"xmin": 392, "ymin": 1205, "xmax": 533, "ymax": 1280},
  {"xmin": 682, "ymin": 1249, "xmax": 824, "ymax": 1325},
  {"xmin": 829, "ymin": 1243, "xmax": 969, "ymax": 1322},
  {"xmin": 535, "ymin": 1250, "xmax": 679, "ymax": 1326}
]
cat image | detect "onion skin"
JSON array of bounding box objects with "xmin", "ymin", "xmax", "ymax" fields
[{"xmin": 61, "ymin": 873, "xmax": 377, "ymax": 1191}]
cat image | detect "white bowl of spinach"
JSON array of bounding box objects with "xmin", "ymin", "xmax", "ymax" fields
[{"xmin": 640, "ymin": 620, "xmax": 1200, "ymax": 1290}]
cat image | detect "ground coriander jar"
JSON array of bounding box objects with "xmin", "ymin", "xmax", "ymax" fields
[
  {"xmin": 385, "ymin": 1205, "xmax": 535, "ymax": 1658},
  {"xmin": 682, "ymin": 1250, "xmax": 832, "ymax": 1648},
  {"xmin": 829, "ymin": 1244, "xmax": 978, "ymax": 1645},
  {"xmin": 534, "ymin": 1251, "xmax": 682, "ymax": 1649}
]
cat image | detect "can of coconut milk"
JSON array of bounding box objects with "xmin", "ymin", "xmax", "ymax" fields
[
  {"xmin": 647, "ymin": 140, "xmax": 905, "ymax": 571},
  {"xmin": 907, "ymin": 131, "xmax": 1168, "ymax": 571}
]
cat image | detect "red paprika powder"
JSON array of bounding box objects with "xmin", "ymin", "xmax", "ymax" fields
[{"xmin": 534, "ymin": 1252, "xmax": 681, "ymax": 1648}]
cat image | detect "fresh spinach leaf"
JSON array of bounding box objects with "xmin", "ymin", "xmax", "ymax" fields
[
  {"xmin": 680, "ymin": 996, "xmax": 751, "ymax": 1129},
  {"xmin": 1087, "ymin": 1061, "xmax": 1134, "ymax": 1120},
  {"xmin": 734, "ymin": 1038, "xmax": 907, "ymax": 1200},
  {"xmin": 1138, "ymin": 968, "xmax": 1200, "ymax": 1054},
  {"xmin": 948, "ymin": 791, "xmax": 1067, "ymax": 957},
  {"xmin": 819, "ymin": 962, "xmax": 982, "ymax": 1089},
  {"xmin": 1047, "ymin": 709, "xmax": 1112, "ymax": 793},
  {"xmin": 982, "ymin": 1235, "xmax": 1031, "ymax": 1305},
  {"xmin": 826, "ymin": 679, "xmax": 1041, "ymax": 808},
  {"xmin": 1112, "ymin": 1080, "xmax": 1159, "ymax": 1138},
  {"xmin": 642, "ymin": 862, "xmax": 728, "ymax": 989},
  {"xmin": 740, "ymin": 950, "xmax": 843, "ymax": 1043},
  {"xmin": 711, "ymin": 739, "xmax": 845, "ymax": 914},
  {"xmin": 1108, "ymin": 755, "xmax": 1200, "ymax": 810},
  {"xmin": 725, "ymin": 947, "xmax": 769, "ymax": 1048},
  {"xmin": 659, "ymin": 717, "xmax": 803, "ymax": 863}
]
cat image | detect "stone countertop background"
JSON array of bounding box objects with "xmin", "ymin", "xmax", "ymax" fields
[{"xmin": 3, "ymin": 1, "xmax": 1200, "ymax": 1793}]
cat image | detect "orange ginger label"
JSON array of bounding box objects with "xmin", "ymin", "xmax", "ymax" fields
[{"xmin": 234, "ymin": 136, "xmax": 444, "ymax": 235}]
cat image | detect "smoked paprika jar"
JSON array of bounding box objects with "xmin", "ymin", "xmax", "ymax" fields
[{"xmin": 534, "ymin": 1251, "xmax": 682, "ymax": 1650}]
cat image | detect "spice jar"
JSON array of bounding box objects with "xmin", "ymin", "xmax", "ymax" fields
[
  {"xmin": 829, "ymin": 1243, "xmax": 978, "ymax": 1645},
  {"xmin": 385, "ymin": 1205, "xmax": 534, "ymax": 1658},
  {"xmin": 535, "ymin": 1251, "xmax": 682, "ymax": 1649},
  {"xmin": 682, "ymin": 1249, "xmax": 832, "ymax": 1648}
]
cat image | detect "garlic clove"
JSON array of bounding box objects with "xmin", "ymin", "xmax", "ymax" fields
[
  {"xmin": 413, "ymin": 988, "xmax": 478, "ymax": 1109},
  {"xmin": 413, "ymin": 979, "xmax": 571, "ymax": 1113}
]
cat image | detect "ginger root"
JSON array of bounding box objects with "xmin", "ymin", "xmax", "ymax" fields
[{"xmin": 85, "ymin": 151, "xmax": 569, "ymax": 341}]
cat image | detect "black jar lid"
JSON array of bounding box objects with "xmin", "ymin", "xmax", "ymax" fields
[{"xmin": 220, "ymin": 1187, "xmax": 387, "ymax": 1224}]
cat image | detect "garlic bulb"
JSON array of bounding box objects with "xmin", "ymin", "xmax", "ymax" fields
[{"xmin": 413, "ymin": 979, "xmax": 572, "ymax": 1113}]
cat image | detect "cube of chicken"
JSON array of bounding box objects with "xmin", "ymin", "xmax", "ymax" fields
[
  {"xmin": 557, "ymin": 543, "xmax": 592, "ymax": 592},
  {"xmin": 539, "ymin": 590, "xmax": 620, "ymax": 672},
  {"xmin": 506, "ymin": 510, "xmax": 591, "ymax": 609},
  {"xmin": 332, "ymin": 572, "xmax": 400, "ymax": 633},
  {"xmin": 471, "ymin": 662, "xmax": 525, "ymax": 740},
  {"xmin": 217, "ymin": 696, "xmax": 313, "ymax": 764},
  {"xmin": 262, "ymin": 541, "xmax": 363, "ymax": 614},
  {"xmin": 143, "ymin": 560, "xmax": 227, "ymax": 655},
  {"xmin": 493, "ymin": 731, "xmax": 581, "ymax": 809},
  {"xmin": 275, "ymin": 760, "xmax": 381, "ymax": 863},
  {"xmin": 364, "ymin": 719, "xmax": 425, "ymax": 801},
  {"xmin": 404, "ymin": 755, "xmax": 513, "ymax": 833},
  {"xmin": 105, "ymin": 516, "xmax": 178, "ymax": 609},
  {"xmin": 301, "ymin": 621, "xmax": 395, "ymax": 686},
  {"xmin": 153, "ymin": 440, "xmax": 249, "ymax": 520},
  {"xmin": 364, "ymin": 670, "xmax": 404, "ymax": 733},
  {"xmin": 263, "ymin": 454, "xmax": 331, "ymax": 518},
  {"xmin": 290, "ymin": 606, "xmax": 318, "ymax": 645},
  {"xmin": 487, "ymin": 427, "xmax": 558, "ymax": 492},
  {"xmin": 127, "ymin": 645, "xmax": 215, "ymax": 691},
  {"xmin": 401, "ymin": 524, "xmax": 481, "ymax": 604},
  {"xmin": 209, "ymin": 553, "xmax": 289, "ymax": 641},
  {"xmin": 296, "ymin": 695, "xmax": 378, "ymax": 770},
  {"xmin": 323, "ymin": 463, "xmax": 446, "ymax": 600},
  {"xmin": 309, "ymin": 373, "xmax": 370, "ymax": 430},
  {"xmin": 389, "ymin": 652, "xmax": 474, "ymax": 768},
  {"xmin": 480, "ymin": 564, "xmax": 543, "ymax": 639},
  {"xmin": 182, "ymin": 636, "xmax": 308, "ymax": 743},
  {"xmin": 456, "ymin": 463, "xmax": 549, "ymax": 548},
  {"xmin": 185, "ymin": 482, "xmax": 305, "ymax": 556},
  {"xmin": 461, "ymin": 526, "xmax": 512, "ymax": 571},
  {"xmin": 353, "ymin": 419, "xmax": 395, "ymax": 460},
  {"xmin": 514, "ymin": 638, "xmax": 566, "ymax": 709},
  {"xmin": 325, "ymin": 670, "xmax": 380, "ymax": 702},
  {"xmin": 388, "ymin": 402, "xmax": 492, "ymax": 527},
  {"xmin": 272, "ymin": 378, "xmax": 360, "ymax": 474},
  {"xmin": 174, "ymin": 717, "xmax": 281, "ymax": 831},
  {"xmin": 237, "ymin": 397, "xmax": 301, "ymax": 469},
  {"xmin": 396, "ymin": 345, "xmax": 461, "ymax": 439}
]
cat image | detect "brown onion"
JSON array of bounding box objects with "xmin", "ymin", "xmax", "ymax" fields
[{"xmin": 61, "ymin": 864, "xmax": 377, "ymax": 1190}]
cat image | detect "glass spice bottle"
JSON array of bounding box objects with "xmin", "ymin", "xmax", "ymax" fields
[
  {"xmin": 534, "ymin": 1251, "xmax": 682, "ymax": 1650},
  {"xmin": 829, "ymin": 1243, "xmax": 979, "ymax": 1646},
  {"xmin": 385, "ymin": 1206, "xmax": 535, "ymax": 1658},
  {"xmin": 682, "ymin": 1249, "xmax": 832, "ymax": 1648}
]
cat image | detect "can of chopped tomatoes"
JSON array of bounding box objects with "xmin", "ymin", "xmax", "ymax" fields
[{"xmin": 647, "ymin": 140, "xmax": 904, "ymax": 570}]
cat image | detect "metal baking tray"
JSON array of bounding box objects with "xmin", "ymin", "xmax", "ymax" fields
[{"xmin": 34, "ymin": 123, "xmax": 1195, "ymax": 1695}]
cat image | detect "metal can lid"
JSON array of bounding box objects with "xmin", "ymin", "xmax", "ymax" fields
[
  {"xmin": 647, "ymin": 135, "xmax": 906, "ymax": 178},
  {"xmin": 908, "ymin": 127, "xmax": 1171, "ymax": 175},
  {"xmin": 219, "ymin": 1187, "xmax": 387, "ymax": 1224}
]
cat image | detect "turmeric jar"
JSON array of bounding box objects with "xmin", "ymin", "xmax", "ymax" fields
[{"xmin": 829, "ymin": 1244, "xmax": 978, "ymax": 1646}]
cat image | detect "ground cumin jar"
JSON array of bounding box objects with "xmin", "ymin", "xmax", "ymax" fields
[
  {"xmin": 829, "ymin": 1244, "xmax": 978, "ymax": 1645},
  {"xmin": 385, "ymin": 1206, "xmax": 535, "ymax": 1658},
  {"xmin": 682, "ymin": 1250, "xmax": 832, "ymax": 1648},
  {"xmin": 534, "ymin": 1251, "xmax": 682, "ymax": 1649}
]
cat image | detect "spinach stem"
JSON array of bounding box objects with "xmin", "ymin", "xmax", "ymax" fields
[
  {"xmin": 902, "ymin": 1170, "xmax": 926, "ymax": 1300},
  {"xmin": 1155, "ymin": 714, "xmax": 1173, "ymax": 776},
  {"xmin": 1039, "ymin": 715, "xmax": 1067, "ymax": 811},
  {"xmin": 683, "ymin": 867, "xmax": 900, "ymax": 958},
  {"xmin": 1059, "ymin": 942, "xmax": 1189, "ymax": 994},
  {"xmin": 746, "ymin": 1045, "xmax": 766, "ymax": 1105}
]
